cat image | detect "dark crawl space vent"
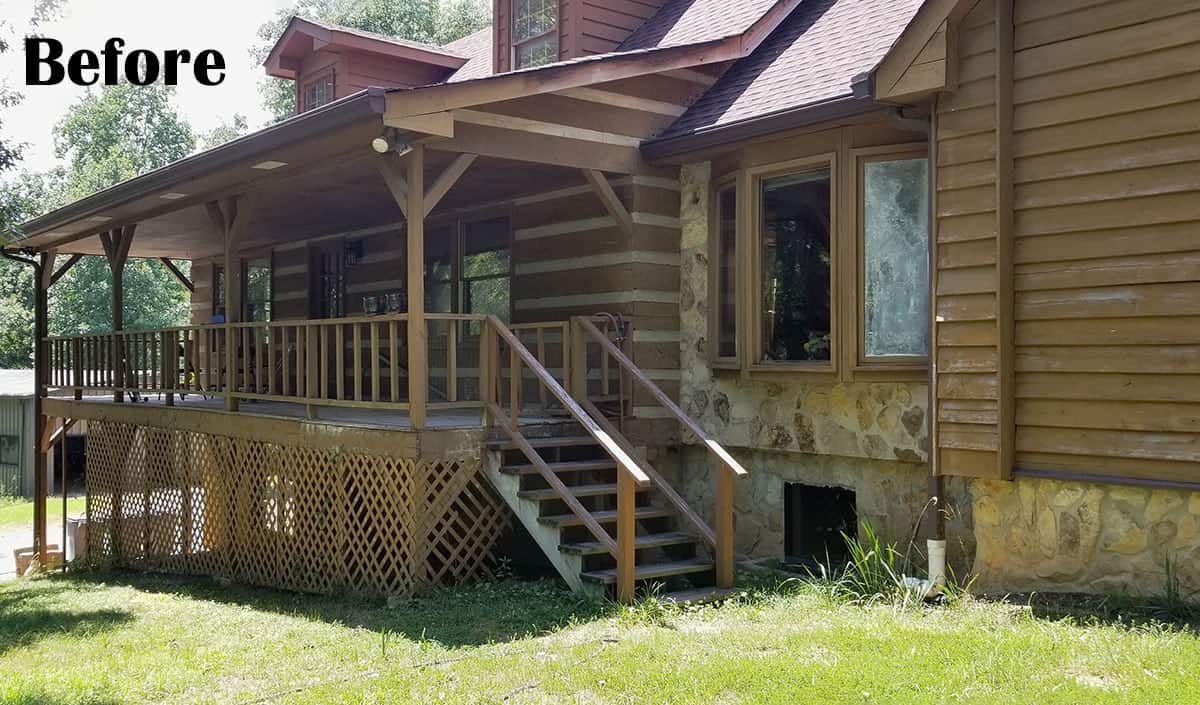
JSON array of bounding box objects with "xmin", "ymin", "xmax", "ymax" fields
[{"xmin": 784, "ymin": 483, "xmax": 857, "ymax": 568}]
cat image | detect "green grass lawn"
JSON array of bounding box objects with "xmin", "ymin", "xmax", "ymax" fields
[
  {"xmin": 1, "ymin": 571, "xmax": 1198, "ymax": 704},
  {"xmin": 0, "ymin": 497, "xmax": 87, "ymax": 533}
]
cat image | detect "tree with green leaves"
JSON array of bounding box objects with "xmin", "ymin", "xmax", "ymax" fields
[{"xmin": 254, "ymin": 0, "xmax": 490, "ymax": 123}]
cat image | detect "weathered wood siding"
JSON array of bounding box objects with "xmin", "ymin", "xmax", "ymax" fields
[
  {"xmin": 933, "ymin": 0, "xmax": 1000, "ymax": 479},
  {"xmin": 1010, "ymin": 0, "xmax": 1200, "ymax": 482},
  {"xmin": 934, "ymin": 0, "xmax": 1200, "ymax": 481}
]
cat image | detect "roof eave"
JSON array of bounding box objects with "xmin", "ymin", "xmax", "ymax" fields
[
  {"xmin": 641, "ymin": 95, "xmax": 881, "ymax": 161},
  {"xmin": 13, "ymin": 89, "xmax": 387, "ymax": 245}
]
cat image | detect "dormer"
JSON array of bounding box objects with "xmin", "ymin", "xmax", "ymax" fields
[
  {"xmin": 492, "ymin": 0, "xmax": 671, "ymax": 73},
  {"xmin": 264, "ymin": 17, "xmax": 468, "ymax": 114}
]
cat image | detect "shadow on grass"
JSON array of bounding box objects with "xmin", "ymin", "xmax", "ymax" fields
[
  {"xmin": 994, "ymin": 591, "xmax": 1200, "ymax": 634},
  {"xmin": 0, "ymin": 580, "xmax": 134, "ymax": 658},
  {"xmin": 50, "ymin": 569, "xmax": 614, "ymax": 648}
]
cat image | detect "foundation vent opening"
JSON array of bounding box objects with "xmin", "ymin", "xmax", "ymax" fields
[{"xmin": 784, "ymin": 483, "xmax": 857, "ymax": 570}]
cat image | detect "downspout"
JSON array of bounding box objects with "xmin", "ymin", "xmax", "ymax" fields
[{"xmin": 887, "ymin": 107, "xmax": 947, "ymax": 592}]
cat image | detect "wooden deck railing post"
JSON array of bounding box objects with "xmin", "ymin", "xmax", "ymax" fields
[
  {"xmin": 71, "ymin": 337, "xmax": 82, "ymax": 400},
  {"xmin": 480, "ymin": 321, "xmax": 494, "ymax": 426},
  {"xmin": 616, "ymin": 467, "xmax": 636, "ymax": 603},
  {"xmin": 161, "ymin": 330, "xmax": 174, "ymax": 406},
  {"xmin": 509, "ymin": 343, "xmax": 520, "ymax": 426},
  {"xmin": 715, "ymin": 462, "xmax": 734, "ymax": 589},
  {"xmin": 306, "ymin": 323, "xmax": 319, "ymax": 419},
  {"xmin": 569, "ymin": 319, "xmax": 587, "ymax": 399}
]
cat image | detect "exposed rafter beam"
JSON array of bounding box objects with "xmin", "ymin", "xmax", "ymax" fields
[
  {"xmin": 454, "ymin": 109, "xmax": 642, "ymax": 147},
  {"xmin": 49, "ymin": 254, "xmax": 83, "ymax": 286},
  {"xmin": 159, "ymin": 257, "xmax": 195, "ymax": 292},
  {"xmin": 427, "ymin": 122, "xmax": 649, "ymax": 174},
  {"xmin": 555, "ymin": 87, "xmax": 688, "ymax": 116},
  {"xmin": 583, "ymin": 170, "xmax": 634, "ymax": 237},
  {"xmin": 424, "ymin": 153, "xmax": 477, "ymax": 218},
  {"xmin": 376, "ymin": 153, "xmax": 409, "ymax": 219},
  {"xmin": 384, "ymin": 111, "xmax": 455, "ymax": 137}
]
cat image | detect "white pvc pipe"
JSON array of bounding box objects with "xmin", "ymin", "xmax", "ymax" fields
[{"xmin": 927, "ymin": 539, "xmax": 947, "ymax": 591}]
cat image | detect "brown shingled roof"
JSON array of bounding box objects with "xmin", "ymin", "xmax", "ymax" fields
[
  {"xmin": 620, "ymin": 0, "xmax": 780, "ymax": 50},
  {"xmin": 443, "ymin": 26, "xmax": 494, "ymax": 83},
  {"xmin": 653, "ymin": 0, "xmax": 922, "ymax": 142}
]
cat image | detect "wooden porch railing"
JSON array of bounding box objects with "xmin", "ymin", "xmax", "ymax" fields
[{"xmin": 570, "ymin": 316, "xmax": 748, "ymax": 590}]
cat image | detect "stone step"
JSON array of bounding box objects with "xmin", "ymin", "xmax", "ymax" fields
[
  {"xmin": 580, "ymin": 557, "xmax": 714, "ymax": 585},
  {"xmin": 537, "ymin": 507, "xmax": 671, "ymax": 528},
  {"xmin": 559, "ymin": 531, "xmax": 697, "ymax": 556},
  {"xmin": 500, "ymin": 459, "xmax": 616, "ymax": 476}
]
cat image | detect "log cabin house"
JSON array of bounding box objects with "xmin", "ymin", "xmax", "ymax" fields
[{"xmin": 7, "ymin": 0, "xmax": 1199, "ymax": 601}]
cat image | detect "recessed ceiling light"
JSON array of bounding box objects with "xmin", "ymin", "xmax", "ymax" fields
[
  {"xmin": 160, "ymin": 192, "xmax": 188, "ymax": 200},
  {"xmin": 252, "ymin": 160, "xmax": 288, "ymax": 170},
  {"xmin": 87, "ymin": 215, "xmax": 112, "ymax": 223}
]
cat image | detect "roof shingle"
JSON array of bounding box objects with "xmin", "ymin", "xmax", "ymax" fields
[
  {"xmin": 656, "ymin": 0, "xmax": 922, "ymax": 139},
  {"xmin": 620, "ymin": 0, "xmax": 780, "ymax": 50},
  {"xmin": 443, "ymin": 26, "xmax": 494, "ymax": 82}
]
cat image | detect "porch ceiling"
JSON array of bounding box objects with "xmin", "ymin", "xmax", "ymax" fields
[{"xmin": 23, "ymin": 149, "xmax": 585, "ymax": 261}]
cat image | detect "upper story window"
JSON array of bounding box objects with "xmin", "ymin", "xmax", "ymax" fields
[
  {"xmin": 302, "ymin": 71, "xmax": 335, "ymax": 112},
  {"xmin": 513, "ymin": 0, "xmax": 558, "ymax": 69}
]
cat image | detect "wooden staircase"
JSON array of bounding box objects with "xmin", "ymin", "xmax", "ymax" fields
[
  {"xmin": 479, "ymin": 315, "xmax": 747, "ymax": 603},
  {"xmin": 486, "ymin": 434, "xmax": 736, "ymax": 602}
]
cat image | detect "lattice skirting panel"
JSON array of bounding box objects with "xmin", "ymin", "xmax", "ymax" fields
[{"xmin": 84, "ymin": 420, "xmax": 509, "ymax": 596}]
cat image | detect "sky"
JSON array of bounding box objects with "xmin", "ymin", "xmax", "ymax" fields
[{"xmin": 1, "ymin": 0, "xmax": 296, "ymax": 174}]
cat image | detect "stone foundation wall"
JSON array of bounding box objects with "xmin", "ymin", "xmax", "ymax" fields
[
  {"xmin": 972, "ymin": 477, "xmax": 1200, "ymax": 598},
  {"xmin": 661, "ymin": 446, "xmax": 976, "ymax": 574}
]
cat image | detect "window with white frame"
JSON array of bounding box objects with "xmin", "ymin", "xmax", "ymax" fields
[{"xmin": 512, "ymin": 0, "xmax": 558, "ymax": 69}]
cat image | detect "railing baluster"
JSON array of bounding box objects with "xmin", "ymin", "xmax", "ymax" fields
[
  {"xmin": 319, "ymin": 324, "xmax": 329, "ymax": 400},
  {"xmin": 281, "ymin": 326, "xmax": 291, "ymax": 397},
  {"xmin": 536, "ymin": 328, "xmax": 546, "ymax": 408},
  {"xmin": 389, "ymin": 320, "xmax": 399, "ymax": 403},
  {"xmin": 370, "ymin": 321, "xmax": 380, "ymax": 402},
  {"xmin": 335, "ymin": 323, "xmax": 345, "ymax": 401},
  {"xmin": 353, "ymin": 322, "xmax": 363, "ymax": 402},
  {"xmin": 509, "ymin": 342, "xmax": 520, "ymax": 426},
  {"xmin": 294, "ymin": 326, "xmax": 305, "ymax": 398},
  {"xmin": 447, "ymin": 320, "xmax": 458, "ymax": 403},
  {"xmin": 305, "ymin": 323, "xmax": 318, "ymax": 419},
  {"xmin": 267, "ymin": 326, "xmax": 276, "ymax": 396}
]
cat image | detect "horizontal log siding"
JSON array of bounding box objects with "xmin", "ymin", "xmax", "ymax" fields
[
  {"xmin": 1008, "ymin": 0, "xmax": 1200, "ymax": 482},
  {"xmin": 934, "ymin": 0, "xmax": 1000, "ymax": 478}
]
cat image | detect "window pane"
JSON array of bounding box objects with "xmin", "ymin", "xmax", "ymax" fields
[
  {"xmin": 716, "ymin": 186, "xmax": 737, "ymax": 359},
  {"xmin": 863, "ymin": 158, "xmax": 930, "ymax": 358},
  {"xmin": 514, "ymin": 0, "xmax": 557, "ymax": 41},
  {"xmin": 515, "ymin": 35, "xmax": 557, "ymax": 68},
  {"xmin": 760, "ymin": 168, "xmax": 832, "ymax": 362},
  {"xmin": 303, "ymin": 75, "xmax": 334, "ymax": 112},
  {"xmin": 466, "ymin": 278, "xmax": 510, "ymax": 322}
]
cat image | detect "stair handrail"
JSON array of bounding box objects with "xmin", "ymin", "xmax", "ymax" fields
[
  {"xmin": 483, "ymin": 316, "xmax": 653, "ymax": 568},
  {"xmin": 572, "ymin": 316, "xmax": 747, "ymax": 589},
  {"xmin": 573, "ymin": 317, "xmax": 749, "ymax": 479}
]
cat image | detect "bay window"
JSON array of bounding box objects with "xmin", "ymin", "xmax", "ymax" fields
[{"xmin": 710, "ymin": 143, "xmax": 930, "ymax": 380}]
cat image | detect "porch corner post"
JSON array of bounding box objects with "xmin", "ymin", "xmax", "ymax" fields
[
  {"xmin": 100, "ymin": 226, "xmax": 134, "ymax": 402},
  {"xmin": 210, "ymin": 196, "xmax": 249, "ymax": 413},
  {"xmin": 406, "ymin": 144, "xmax": 427, "ymax": 430},
  {"xmin": 32, "ymin": 249, "xmax": 55, "ymax": 565}
]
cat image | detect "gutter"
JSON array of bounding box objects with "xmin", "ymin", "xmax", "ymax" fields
[
  {"xmin": 641, "ymin": 95, "xmax": 881, "ymax": 161},
  {"xmin": 14, "ymin": 88, "xmax": 388, "ymax": 245}
]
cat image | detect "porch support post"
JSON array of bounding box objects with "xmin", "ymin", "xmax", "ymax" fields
[
  {"xmin": 406, "ymin": 144, "xmax": 427, "ymax": 430},
  {"xmin": 100, "ymin": 226, "xmax": 135, "ymax": 402},
  {"xmin": 32, "ymin": 249, "xmax": 55, "ymax": 566},
  {"xmin": 208, "ymin": 196, "xmax": 250, "ymax": 412}
]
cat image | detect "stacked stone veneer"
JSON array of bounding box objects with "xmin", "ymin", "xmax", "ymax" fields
[{"xmin": 973, "ymin": 478, "xmax": 1200, "ymax": 597}]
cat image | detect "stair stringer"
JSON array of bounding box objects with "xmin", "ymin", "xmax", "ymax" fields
[{"xmin": 482, "ymin": 449, "xmax": 603, "ymax": 598}]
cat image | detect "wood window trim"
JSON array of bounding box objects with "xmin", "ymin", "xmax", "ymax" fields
[
  {"xmin": 707, "ymin": 173, "xmax": 740, "ymax": 369},
  {"xmin": 744, "ymin": 153, "xmax": 840, "ymax": 379},
  {"xmin": 301, "ymin": 69, "xmax": 335, "ymax": 113},
  {"xmin": 844, "ymin": 143, "xmax": 930, "ymax": 383}
]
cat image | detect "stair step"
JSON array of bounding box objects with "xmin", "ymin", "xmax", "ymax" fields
[
  {"xmin": 488, "ymin": 435, "xmax": 599, "ymax": 451},
  {"xmin": 660, "ymin": 587, "xmax": 740, "ymax": 604},
  {"xmin": 580, "ymin": 557, "xmax": 714, "ymax": 585},
  {"xmin": 559, "ymin": 531, "xmax": 697, "ymax": 556},
  {"xmin": 501, "ymin": 459, "xmax": 616, "ymax": 476},
  {"xmin": 537, "ymin": 507, "xmax": 671, "ymax": 528},
  {"xmin": 518, "ymin": 483, "xmax": 645, "ymax": 502}
]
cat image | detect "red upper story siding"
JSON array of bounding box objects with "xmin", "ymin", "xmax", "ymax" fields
[{"xmin": 493, "ymin": 0, "xmax": 670, "ymax": 73}]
